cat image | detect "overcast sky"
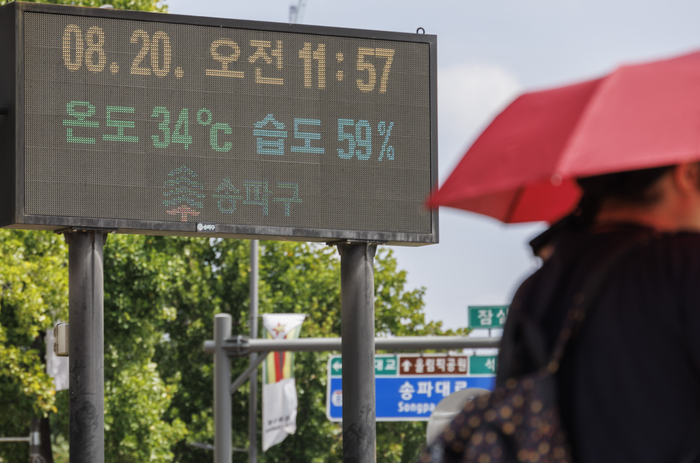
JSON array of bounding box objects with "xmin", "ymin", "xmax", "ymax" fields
[{"xmin": 165, "ymin": 0, "xmax": 700, "ymax": 330}]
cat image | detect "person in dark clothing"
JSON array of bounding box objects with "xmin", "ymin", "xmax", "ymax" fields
[{"xmin": 497, "ymin": 162, "xmax": 700, "ymax": 462}]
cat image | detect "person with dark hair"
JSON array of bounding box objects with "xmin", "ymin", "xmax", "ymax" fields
[
  {"xmin": 528, "ymin": 165, "xmax": 675, "ymax": 259},
  {"xmin": 496, "ymin": 162, "xmax": 700, "ymax": 462}
]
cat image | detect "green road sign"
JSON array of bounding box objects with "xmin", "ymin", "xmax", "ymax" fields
[
  {"xmin": 469, "ymin": 355, "xmax": 498, "ymax": 375},
  {"xmin": 329, "ymin": 354, "xmax": 397, "ymax": 377},
  {"xmin": 468, "ymin": 306, "xmax": 509, "ymax": 329}
]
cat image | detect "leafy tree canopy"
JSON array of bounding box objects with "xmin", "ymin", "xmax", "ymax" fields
[
  {"xmin": 0, "ymin": 0, "xmax": 166, "ymax": 12},
  {"xmin": 0, "ymin": 231, "xmax": 68, "ymax": 462}
]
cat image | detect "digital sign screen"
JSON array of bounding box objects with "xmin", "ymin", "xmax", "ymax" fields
[{"xmin": 0, "ymin": 3, "xmax": 438, "ymax": 245}]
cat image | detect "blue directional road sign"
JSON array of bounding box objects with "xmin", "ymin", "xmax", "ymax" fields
[{"xmin": 326, "ymin": 354, "xmax": 496, "ymax": 422}]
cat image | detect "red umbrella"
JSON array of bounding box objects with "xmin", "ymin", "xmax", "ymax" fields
[{"xmin": 428, "ymin": 50, "xmax": 700, "ymax": 223}]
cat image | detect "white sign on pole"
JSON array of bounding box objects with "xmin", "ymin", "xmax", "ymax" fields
[{"xmin": 45, "ymin": 326, "xmax": 69, "ymax": 391}]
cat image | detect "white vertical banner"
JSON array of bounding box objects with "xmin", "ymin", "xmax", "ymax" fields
[{"xmin": 261, "ymin": 313, "xmax": 305, "ymax": 451}]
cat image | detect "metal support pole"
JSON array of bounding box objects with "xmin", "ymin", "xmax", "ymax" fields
[
  {"xmin": 215, "ymin": 313, "xmax": 233, "ymax": 463},
  {"xmin": 338, "ymin": 243, "xmax": 377, "ymax": 463},
  {"xmin": 29, "ymin": 418, "xmax": 40, "ymax": 461},
  {"xmin": 28, "ymin": 416, "xmax": 54, "ymax": 462},
  {"xmin": 249, "ymin": 240, "xmax": 259, "ymax": 463},
  {"xmin": 204, "ymin": 336, "xmax": 501, "ymax": 355},
  {"xmin": 231, "ymin": 354, "xmax": 267, "ymax": 395},
  {"xmin": 67, "ymin": 231, "xmax": 106, "ymax": 463},
  {"xmin": 0, "ymin": 437, "xmax": 30, "ymax": 443}
]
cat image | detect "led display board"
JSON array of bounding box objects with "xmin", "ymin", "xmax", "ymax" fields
[{"xmin": 0, "ymin": 3, "xmax": 437, "ymax": 245}]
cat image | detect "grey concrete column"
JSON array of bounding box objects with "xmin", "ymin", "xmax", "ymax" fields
[
  {"xmin": 67, "ymin": 231, "xmax": 106, "ymax": 463},
  {"xmin": 214, "ymin": 313, "xmax": 233, "ymax": 463},
  {"xmin": 337, "ymin": 243, "xmax": 377, "ymax": 463}
]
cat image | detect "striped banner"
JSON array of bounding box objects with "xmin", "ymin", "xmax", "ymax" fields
[
  {"xmin": 261, "ymin": 313, "xmax": 305, "ymax": 451},
  {"xmin": 263, "ymin": 319, "xmax": 304, "ymax": 384}
]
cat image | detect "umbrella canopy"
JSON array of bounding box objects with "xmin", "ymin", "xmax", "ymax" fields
[{"xmin": 428, "ymin": 50, "xmax": 700, "ymax": 223}]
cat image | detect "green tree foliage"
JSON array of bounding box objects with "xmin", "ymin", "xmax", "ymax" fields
[
  {"xmin": 1, "ymin": 230, "xmax": 465, "ymax": 462},
  {"xmin": 152, "ymin": 239, "xmax": 466, "ymax": 463},
  {"xmin": 1, "ymin": 233, "xmax": 190, "ymax": 463},
  {"xmin": 101, "ymin": 235, "xmax": 191, "ymax": 461},
  {"xmin": 0, "ymin": 0, "xmax": 166, "ymax": 12},
  {"xmin": 0, "ymin": 231, "xmax": 67, "ymax": 462}
]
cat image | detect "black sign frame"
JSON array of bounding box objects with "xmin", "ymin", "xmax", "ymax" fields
[{"xmin": 0, "ymin": 2, "xmax": 438, "ymax": 245}]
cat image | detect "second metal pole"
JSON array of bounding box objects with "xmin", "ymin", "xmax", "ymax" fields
[
  {"xmin": 249, "ymin": 240, "xmax": 259, "ymax": 463},
  {"xmin": 338, "ymin": 242, "xmax": 377, "ymax": 463},
  {"xmin": 215, "ymin": 313, "xmax": 233, "ymax": 463}
]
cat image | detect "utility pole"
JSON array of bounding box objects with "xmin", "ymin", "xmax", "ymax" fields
[
  {"xmin": 289, "ymin": 0, "xmax": 306, "ymax": 23},
  {"xmin": 214, "ymin": 314, "xmax": 232, "ymax": 463},
  {"xmin": 65, "ymin": 230, "xmax": 107, "ymax": 463},
  {"xmin": 29, "ymin": 416, "xmax": 54, "ymax": 463},
  {"xmin": 338, "ymin": 243, "xmax": 377, "ymax": 463},
  {"xmin": 249, "ymin": 240, "xmax": 259, "ymax": 463}
]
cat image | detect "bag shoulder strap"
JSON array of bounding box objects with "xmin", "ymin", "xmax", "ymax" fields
[
  {"xmin": 544, "ymin": 233, "xmax": 650, "ymax": 375},
  {"xmin": 498, "ymin": 232, "xmax": 649, "ymax": 383}
]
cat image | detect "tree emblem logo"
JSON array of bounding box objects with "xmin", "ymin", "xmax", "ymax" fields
[{"xmin": 163, "ymin": 166, "xmax": 205, "ymax": 222}]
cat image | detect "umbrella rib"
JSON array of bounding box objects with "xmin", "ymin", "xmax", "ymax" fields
[{"xmin": 504, "ymin": 188, "xmax": 525, "ymax": 223}]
